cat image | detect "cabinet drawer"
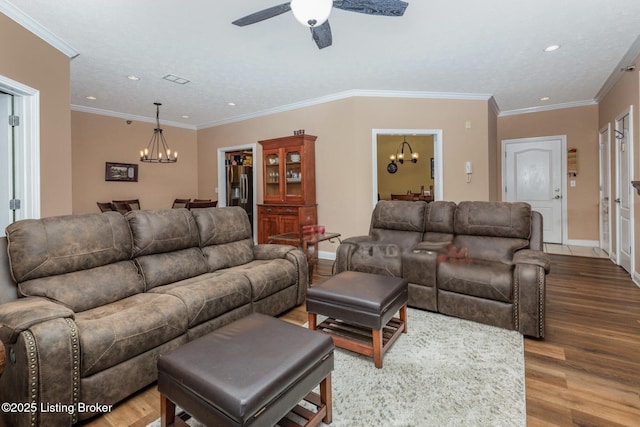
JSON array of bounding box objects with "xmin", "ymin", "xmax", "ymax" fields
[{"xmin": 259, "ymin": 206, "xmax": 299, "ymax": 215}]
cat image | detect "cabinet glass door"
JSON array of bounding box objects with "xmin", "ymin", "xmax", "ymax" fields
[
  {"xmin": 285, "ymin": 150, "xmax": 302, "ymax": 199},
  {"xmin": 265, "ymin": 152, "xmax": 281, "ymax": 200}
]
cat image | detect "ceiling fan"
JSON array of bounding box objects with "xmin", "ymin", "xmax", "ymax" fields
[{"xmin": 232, "ymin": 0, "xmax": 409, "ymax": 49}]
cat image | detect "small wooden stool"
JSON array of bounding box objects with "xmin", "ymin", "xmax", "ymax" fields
[
  {"xmin": 306, "ymin": 271, "xmax": 408, "ymax": 368},
  {"xmin": 157, "ymin": 313, "xmax": 334, "ymax": 426}
]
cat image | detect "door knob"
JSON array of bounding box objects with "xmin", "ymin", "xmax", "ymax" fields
[
  {"xmin": 615, "ymin": 198, "xmax": 621, "ymax": 203},
  {"xmin": 554, "ymin": 195, "xmax": 562, "ymax": 199}
]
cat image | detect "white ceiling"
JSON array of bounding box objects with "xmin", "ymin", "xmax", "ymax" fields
[{"xmin": 5, "ymin": 0, "xmax": 640, "ymax": 129}]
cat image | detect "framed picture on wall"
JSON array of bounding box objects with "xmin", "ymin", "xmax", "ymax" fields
[
  {"xmin": 430, "ymin": 158, "xmax": 434, "ymax": 179},
  {"xmin": 105, "ymin": 162, "xmax": 138, "ymax": 182}
]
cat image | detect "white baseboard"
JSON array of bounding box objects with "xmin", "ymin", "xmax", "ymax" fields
[
  {"xmin": 562, "ymin": 239, "xmax": 600, "ymax": 247},
  {"xmin": 633, "ymin": 272, "xmax": 640, "ymax": 289},
  {"xmin": 319, "ymin": 250, "xmax": 336, "ymax": 261}
]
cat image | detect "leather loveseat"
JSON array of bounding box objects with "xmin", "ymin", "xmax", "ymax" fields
[
  {"xmin": 335, "ymin": 200, "xmax": 550, "ymax": 338},
  {"xmin": 0, "ymin": 207, "xmax": 307, "ymax": 427}
]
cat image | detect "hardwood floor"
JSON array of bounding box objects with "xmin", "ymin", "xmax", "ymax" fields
[{"xmin": 81, "ymin": 255, "xmax": 640, "ymax": 426}]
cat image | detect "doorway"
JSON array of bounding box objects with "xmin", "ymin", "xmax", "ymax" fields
[
  {"xmin": 598, "ymin": 125, "xmax": 611, "ymax": 256},
  {"xmin": 614, "ymin": 108, "xmax": 634, "ymax": 274},
  {"xmin": 217, "ymin": 144, "xmax": 258, "ymax": 240},
  {"xmin": 371, "ymin": 129, "xmax": 443, "ymax": 207},
  {"xmin": 0, "ymin": 75, "xmax": 41, "ymax": 235},
  {"xmin": 0, "ymin": 92, "xmax": 14, "ymax": 234},
  {"xmin": 502, "ymin": 136, "xmax": 566, "ymax": 244}
]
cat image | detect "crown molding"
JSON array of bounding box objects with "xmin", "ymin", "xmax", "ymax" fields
[
  {"xmin": 198, "ymin": 89, "xmax": 495, "ymax": 129},
  {"xmin": 71, "ymin": 105, "xmax": 197, "ymax": 130},
  {"xmin": 595, "ymin": 33, "xmax": 640, "ymax": 103},
  {"xmin": 488, "ymin": 96, "xmax": 501, "ymax": 116},
  {"xmin": 499, "ymin": 99, "xmax": 597, "ymax": 117},
  {"xmin": 0, "ymin": 1, "xmax": 79, "ymax": 59}
]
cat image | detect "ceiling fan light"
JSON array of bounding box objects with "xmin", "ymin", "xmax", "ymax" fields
[{"xmin": 290, "ymin": 0, "xmax": 332, "ymax": 27}]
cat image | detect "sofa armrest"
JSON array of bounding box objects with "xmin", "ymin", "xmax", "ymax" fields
[
  {"xmin": 514, "ymin": 249, "xmax": 549, "ymax": 338},
  {"xmin": 514, "ymin": 249, "xmax": 551, "ymax": 273},
  {"xmin": 402, "ymin": 246, "xmax": 439, "ymax": 286},
  {"xmin": 0, "ymin": 297, "xmax": 74, "ymax": 344},
  {"xmin": 253, "ymin": 244, "xmax": 308, "ymax": 304},
  {"xmin": 334, "ymin": 236, "xmax": 373, "ymax": 273},
  {"xmin": 253, "ymin": 243, "xmax": 298, "ymax": 260}
]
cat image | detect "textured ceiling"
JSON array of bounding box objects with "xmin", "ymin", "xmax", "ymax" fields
[{"xmin": 6, "ymin": 0, "xmax": 640, "ymax": 129}]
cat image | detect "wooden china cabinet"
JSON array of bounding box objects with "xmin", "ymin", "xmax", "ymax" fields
[{"xmin": 257, "ymin": 134, "xmax": 317, "ymax": 243}]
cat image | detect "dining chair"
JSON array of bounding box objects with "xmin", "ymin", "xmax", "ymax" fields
[
  {"xmin": 187, "ymin": 200, "xmax": 218, "ymax": 209},
  {"xmin": 172, "ymin": 198, "xmax": 190, "ymax": 209},
  {"xmin": 112, "ymin": 199, "xmax": 140, "ymax": 210},
  {"xmin": 111, "ymin": 202, "xmax": 132, "ymax": 214},
  {"xmin": 390, "ymin": 193, "xmax": 415, "ymax": 201},
  {"xmin": 96, "ymin": 202, "xmax": 114, "ymax": 212}
]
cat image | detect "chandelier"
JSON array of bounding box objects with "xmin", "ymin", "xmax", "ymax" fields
[
  {"xmin": 387, "ymin": 136, "xmax": 418, "ymax": 174},
  {"xmin": 140, "ymin": 102, "xmax": 177, "ymax": 163}
]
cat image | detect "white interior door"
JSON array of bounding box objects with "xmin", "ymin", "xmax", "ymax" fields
[
  {"xmin": 0, "ymin": 92, "xmax": 13, "ymax": 235},
  {"xmin": 503, "ymin": 136, "xmax": 565, "ymax": 244},
  {"xmin": 599, "ymin": 126, "xmax": 611, "ymax": 255},
  {"xmin": 615, "ymin": 110, "xmax": 633, "ymax": 273}
]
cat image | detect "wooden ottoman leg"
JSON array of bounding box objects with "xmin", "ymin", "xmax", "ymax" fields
[
  {"xmin": 400, "ymin": 303, "xmax": 408, "ymax": 333},
  {"xmin": 160, "ymin": 394, "xmax": 175, "ymax": 427},
  {"xmin": 308, "ymin": 312, "xmax": 317, "ymax": 330},
  {"xmin": 372, "ymin": 328, "xmax": 383, "ymax": 369},
  {"xmin": 320, "ymin": 373, "xmax": 332, "ymax": 423}
]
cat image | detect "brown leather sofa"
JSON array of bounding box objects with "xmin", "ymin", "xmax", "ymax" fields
[
  {"xmin": 335, "ymin": 200, "xmax": 550, "ymax": 338},
  {"xmin": 0, "ymin": 207, "xmax": 307, "ymax": 427}
]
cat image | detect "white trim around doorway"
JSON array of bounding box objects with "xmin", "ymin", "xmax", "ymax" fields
[
  {"xmin": 0, "ymin": 74, "xmax": 41, "ymax": 221},
  {"xmin": 217, "ymin": 143, "xmax": 258, "ymax": 241},
  {"xmin": 371, "ymin": 128, "xmax": 444, "ymax": 209}
]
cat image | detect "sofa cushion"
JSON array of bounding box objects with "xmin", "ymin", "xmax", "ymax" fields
[
  {"xmin": 192, "ymin": 207, "xmax": 255, "ymax": 271},
  {"xmin": 75, "ymin": 293, "xmax": 187, "ymax": 376},
  {"xmin": 348, "ymin": 242, "xmax": 403, "ymax": 277},
  {"xmin": 135, "ymin": 247, "xmax": 208, "ymax": 291},
  {"xmin": 149, "ymin": 272, "xmax": 252, "ymax": 328},
  {"xmin": 6, "ymin": 212, "xmax": 132, "ymax": 282},
  {"xmin": 127, "ymin": 208, "xmax": 200, "ymax": 257},
  {"xmin": 370, "ymin": 200, "xmax": 426, "ymax": 232},
  {"xmin": 424, "ymin": 201, "xmax": 456, "ymax": 233},
  {"xmin": 454, "ymin": 201, "xmax": 531, "ymax": 239},
  {"xmin": 19, "ymin": 261, "xmax": 145, "ymax": 312},
  {"xmin": 452, "ymin": 235, "xmax": 530, "ymax": 265},
  {"xmin": 437, "ymin": 259, "xmax": 514, "ymax": 303},
  {"xmin": 221, "ymin": 259, "xmax": 298, "ymax": 301}
]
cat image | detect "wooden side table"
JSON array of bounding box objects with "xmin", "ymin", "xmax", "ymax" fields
[{"xmin": 268, "ymin": 231, "xmax": 341, "ymax": 283}]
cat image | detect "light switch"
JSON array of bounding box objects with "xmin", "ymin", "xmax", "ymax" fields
[{"xmin": 570, "ymin": 180, "xmax": 576, "ymax": 187}]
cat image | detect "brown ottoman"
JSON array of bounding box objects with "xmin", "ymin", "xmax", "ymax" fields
[
  {"xmin": 306, "ymin": 271, "xmax": 408, "ymax": 368},
  {"xmin": 157, "ymin": 313, "xmax": 334, "ymax": 426}
]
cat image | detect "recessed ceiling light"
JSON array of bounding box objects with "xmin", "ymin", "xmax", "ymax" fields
[
  {"xmin": 181, "ymin": 115, "xmax": 190, "ymax": 119},
  {"xmin": 86, "ymin": 95, "xmax": 97, "ymax": 100},
  {"xmin": 540, "ymin": 96, "xmax": 550, "ymax": 101},
  {"xmin": 227, "ymin": 102, "xmax": 236, "ymax": 107},
  {"xmin": 544, "ymin": 45, "xmax": 560, "ymax": 52},
  {"xmin": 127, "ymin": 75, "xmax": 140, "ymax": 81}
]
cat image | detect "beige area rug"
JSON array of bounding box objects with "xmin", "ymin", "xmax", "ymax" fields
[{"xmin": 148, "ymin": 308, "xmax": 525, "ymax": 427}]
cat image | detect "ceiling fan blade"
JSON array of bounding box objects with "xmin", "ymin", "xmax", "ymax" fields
[
  {"xmin": 232, "ymin": 2, "xmax": 292, "ymax": 26},
  {"xmin": 311, "ymin": 21, "xmax": 333, "ymax": 49},
  {"xmin": 333, "ymin": 0, "xmax": 409, "ymax": 16}
]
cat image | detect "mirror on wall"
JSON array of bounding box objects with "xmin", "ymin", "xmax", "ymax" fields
[{"xmin": 376, "ymin": 134, "xmax": 435, "ymax": 201}]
